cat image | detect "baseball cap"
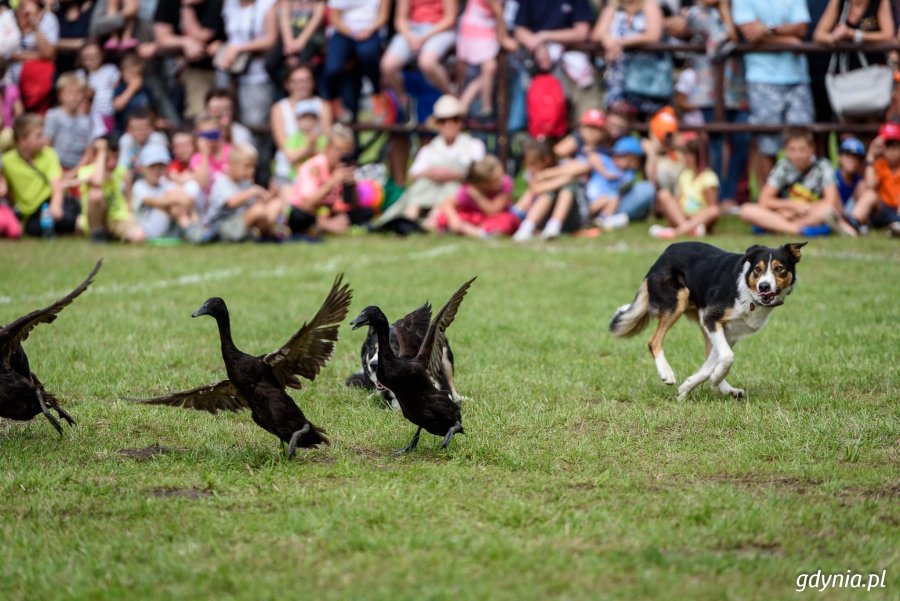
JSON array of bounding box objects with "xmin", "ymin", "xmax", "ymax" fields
[
  {"xmin": 138, "ymin": 143, "xmax": 171, "ymax": 167},
  {"xmin": 649, "ymin": 106, "xmax": 679, "ymax": 142},
  {"xmin": 612, "ymin": 136, "xmax": 644, "ymax": 157},
  {"xmin": 295, "ymin": 99, "xmax": 321, "ymax": 117},
  {"xmin": 838, "ymin": 137, "xmax": 866, "ymax": 156},
  {"xmin": 879, "ymin": 122, "xmax": 900, "ymax": 142},
  {"xmin": 580, "ymin": 108, "xmax": 606, "ymax": 128}
]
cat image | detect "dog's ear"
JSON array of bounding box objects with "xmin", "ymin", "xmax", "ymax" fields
[
  {"xmin": 782, "ymin": 242, "xmax": 807, "ymax": 263},
  {"xmin": 742, "ymin": 245, "xmax": 767, "ymax": 261}
]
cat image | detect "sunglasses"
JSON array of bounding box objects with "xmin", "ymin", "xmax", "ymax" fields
[{"xmin": 197, "ymin": 130, "xmax": 221, "ymax": 141}]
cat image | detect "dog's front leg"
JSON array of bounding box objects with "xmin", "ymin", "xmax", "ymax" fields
[{"xmin": 707, "ymin": 327, "xmax": 735, "ymax": 387}]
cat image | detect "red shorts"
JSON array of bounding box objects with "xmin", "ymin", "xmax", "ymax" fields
[{"xmin": 436, "ymin": 209, "xmax": 520, "ymax": 235}]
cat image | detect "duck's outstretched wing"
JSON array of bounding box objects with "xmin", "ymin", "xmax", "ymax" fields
[
  {"xmin": 415, "ymin": 278, "xmax": 476, "ymax": 381},
  {"xmin": 392, "ymin": 301, "xmax": 432, "ymax": 357},
  {"xmin": 0, "ymin": 259, "xmax": 102, "ymax": 361},
  {"xmin": 125, "ymin": 380, "xmax": 247, "ymax": 415},
  {"xmin": 264, "ymin": 274, "xmax": 353, "ymax": 389}
]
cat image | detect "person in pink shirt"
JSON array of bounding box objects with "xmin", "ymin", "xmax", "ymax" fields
[
  {"xmin": 424, "ymin": 155, "xmax": 519, "ymax": 237},
  {"xmin": 283, "ymin": 124, "xmax": 368, "ymax": 235},
  {"xmin": 189, "ymin": 114, "xmax": 233, "ymax": 193},
  {"xmin": 380, "ymin": 0, "xmax": 458, "ymax": 119},
  {"xmin": 0, "ymin": 172, "xmax": 21, "ymax": 240},
  {"xmin": 457, "ymin": 0, "xmax": 517, "ymax": 120}
]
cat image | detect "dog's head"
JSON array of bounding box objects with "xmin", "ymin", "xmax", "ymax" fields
[{"xmin": 742, "ymin": 243, "xmax": 806, "ymax": 307}]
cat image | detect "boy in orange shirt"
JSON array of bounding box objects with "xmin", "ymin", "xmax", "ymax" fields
[{"xmin": 852, "ymin": 123, "xmax": 900, "ymax": 236}]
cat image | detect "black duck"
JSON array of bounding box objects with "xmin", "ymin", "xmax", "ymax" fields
[
  {"xmin": 349, "ymin": 278, "xmax": 475, "ymax": 453},
  {"xmin": 0, "ymin": 259, "xmax": 102, "ymax": 434},
  {"xmin": 129, "ymin": 275, "xmax": 352, "ymax": 458}
]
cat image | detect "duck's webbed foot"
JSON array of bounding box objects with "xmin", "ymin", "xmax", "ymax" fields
[
  {"xmin": 286, "ymin": 424, "xmax": 311, "ymax": 459},
  {"xmin": 394, "ymin": 427, "xmax": 422, "ymax": 456},
  {"xmin": 37, "ymin": 390, "xmax": 63, "ymax": 436},
  {"xmin": 439, "ymin": 421, "xmax": 462, "ymax": 450}
]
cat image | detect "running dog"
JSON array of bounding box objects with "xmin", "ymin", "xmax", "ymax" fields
[{"xmin": 610, "ymin": 241, "xmax": 805, "ymax": 400}]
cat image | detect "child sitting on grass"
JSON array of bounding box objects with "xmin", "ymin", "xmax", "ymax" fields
[
  {"xmin": 739, "ymin": 127, "xmax": 855, "ymax": 237},
  {"xmin": 78, "ymin": 135, "xmax": 146, "ymax": 243},
  {"xmin": 196, "ymin": 144, "xmax": 284, "ymax": 243},
  {"xmin": 650, "ymin": 134, "xmax": 721, "ymax": 239},
  {"xmin": 512, "ymin": 138, "xmax": 584, "ymax": 241},
  {"xmin": 44, "ymin": 73, "xmax": 92, "ymax": 175},
  {"xmin": 283, "ymin": 125, "xmax": 370, "ymax": 236},
  {"xmin": 166, "ymin": 126, "xmax": 197, "ymax": 185},
  {"xmin": 281, "ymin": 99, "xmax": 329, "ymax": 181},
  {"xmin": 424, "ymin": 155, "xmax": 518, "ymax": 238},
  {"xmin": 590, "ymin": 136, "xmax": 645, "ymax": 230},
  {"xmin": 848, "ymin": 124, "xmax": 900, "ymax": 236},
  {"xmin": 131, "ymin": 143, "xmax": 200, "ymax": 240}
]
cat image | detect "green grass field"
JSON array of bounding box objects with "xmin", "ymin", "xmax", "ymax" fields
[{"xmin": 1, "ymin": 223, "xmax": 898, "ymax": 600}]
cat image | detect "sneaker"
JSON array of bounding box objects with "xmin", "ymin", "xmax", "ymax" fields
[
  {"xmin": 799, "ymin": 223, "xmax": 832, "ymax": 237},
  {"xmin": 598, "ymin": 213, "xmax": 629, "ymax": 231},
  {"xmin": 649, "ymin": 224, "xmax": 676, "ymax": 239},
  {"xmin": 90, "ymin": 228, "xmax": 110, "ymax": 244},
  {"xmin": 513, "ymin": 226, "xmax": 535, "ymax": 242},
  {"xmin": 691, "ymin": 224, "xmax": 707, "ymax": 237},
  {"xmin": 887, "ymin": 221, "xmax": 900, "ymax": 238},
  {"xmin": 823, "ymin": 209, "xmax": 857, "ymax": 237},
  {"xmin": 385, "ymin": 89, "xmax": 414, "ymax": 126},
  {"xmin": 539, "ymin": 219, "xmax": 562, "ymax": 240}
]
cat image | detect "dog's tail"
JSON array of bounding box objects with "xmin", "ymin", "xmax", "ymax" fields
[{"xmin": 610, "ymin": 281, "xmax": 651, "ymax": 337}]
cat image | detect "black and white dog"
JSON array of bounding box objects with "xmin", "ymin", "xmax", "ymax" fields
[{"xmin": 610, "ymin": 242, "xmax": 805, "ymax": 400}]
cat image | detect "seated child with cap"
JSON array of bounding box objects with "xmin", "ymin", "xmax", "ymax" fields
[
  {"xmin": 512, "ymin": 138, "xmax": 584, "ymax": 241},
  {"xmin": 424, "ymin": 155, "xmax": 519, "ymax": 238},
  {"xmin": 78, "ymin": 135, "xmax": 147, "ymax": 243},
  {"xmin": 649, "ymin": 133, "xmax": 720, "ymax": 239},
  {"xmin": 281, "ymin": 99, "xmax": 329, "ymax": 181},
  {"xmin": 848, "ymin": 125, "xmax": 900, "ymax": 235},
  {"xmin": 193, "ymin": 144, "xmax": 284, "ymax": 243},
  {"xmin": 591, "ymin": 136, "xmax": 645, "ymax": 230},
  {"xmin": 834, "ymin": 137, "xmax": 866, "ymax": 212},
  {"xmin": 132, "ymin": 143, "xmax": 201, "ymax": 240}
]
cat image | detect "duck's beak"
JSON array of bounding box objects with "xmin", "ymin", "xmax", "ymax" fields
[
  {"xmin": 349, "ymin": 315, "xmax": 366, "ymax": 330},
  {"xmin": 192, "ymin": 304, "xmax": 209, "ymax": 318}
]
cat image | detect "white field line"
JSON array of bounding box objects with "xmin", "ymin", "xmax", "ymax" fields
[
  {"xmin": 0, "ymin": 244, "xmax": 462, "ymax": 306},
  {"xmin": 2, "ymin": 242, "xmax": 894, "ymax": 305}
]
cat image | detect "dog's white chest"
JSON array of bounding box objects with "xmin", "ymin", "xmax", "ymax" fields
[{"xmin": 725, "ymin": 303, "xmax": 774, "ymax": 343}]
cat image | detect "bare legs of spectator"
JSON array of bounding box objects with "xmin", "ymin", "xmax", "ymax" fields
[
  {"xmin": 417, "ymin": 52, "xmax": 452, "ymax": 96},
  {"xmin": 105, "ymin": 0, "xmax": 138, "ymax": 49},
  {"xmin": 851, "ymin": 188, "xmax": 884, "ymax": 226},
  {"xmin": 655, "ymin": 189, "xmax": 720, "ymax": 236},
  {"xmin": 459, "ymin": 59, "xmax": 497, "ymax": 116},
  {"xmin": 381, "ymin": 52, "xmax": 410, "ymax": 109},
  {"xmin": 388, "ymin": 134, "xmax": 410, "ymax": 186},
  {"xmin": 739, "ymin": 201, "xmax": 835, "ymax": 235}
]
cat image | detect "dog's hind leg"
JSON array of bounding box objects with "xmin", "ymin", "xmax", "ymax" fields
[
  {"xmin": 677, "ymin": 319, "xmax": 725, "ymax": 401},
  {"xmin": 648, "ymin": 288, "xmax": 689, "ymax": 386}
]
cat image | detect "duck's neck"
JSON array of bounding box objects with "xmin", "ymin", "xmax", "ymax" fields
[
  {"xmin": 213, "ymin": 312, "xmax": 238, "ymax": 357},
  {"xmin": 371, "ymin": 313, "xmax": 394, "ymax": 363}
]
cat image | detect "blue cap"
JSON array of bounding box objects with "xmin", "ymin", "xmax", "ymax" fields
[
  {"xmin": 138, "ymin": 143, "xmax": 171, "ymax": 167},
  {"xmin": 839, "ymin": 137, "xmax": 866, "ymax": 157},
  {"xmin": 612, "ymin": 136, "xmax": 644, "ymax": 157}
]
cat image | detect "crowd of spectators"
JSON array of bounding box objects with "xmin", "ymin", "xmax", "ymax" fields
[{"xmin": 0, "ymin": 0, "xmax": 899, "ymax": 244}]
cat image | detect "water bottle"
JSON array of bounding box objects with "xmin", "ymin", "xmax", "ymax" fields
[{"xmin": 39, "ymin": 202, "xmax": 55, "ymax": 239}]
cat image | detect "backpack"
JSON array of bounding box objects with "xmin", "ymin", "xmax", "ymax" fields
[{"xmin": 526, "ymin": 73, "xmax": 568, "ymax": 140}]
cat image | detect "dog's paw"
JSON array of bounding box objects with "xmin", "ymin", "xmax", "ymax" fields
[
  {"xmin": 717, "ymin": 381, "xmax": 745, "ymax": 399},
  {"xmin": 655, "ymin": 356, "xmax": 677, "ymax": 385},
  {"xmin": 676, "ymin": 385, "xmax": 690, "ymax": 401}
]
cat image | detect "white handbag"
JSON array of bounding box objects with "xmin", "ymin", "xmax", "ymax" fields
[
  {"xmin": 824, "ymin": 1, "xmax": 894, "ymax": 119},
  {"xmin": 825, "ymin": 51, "xmax": 894, "ymax": 118}
]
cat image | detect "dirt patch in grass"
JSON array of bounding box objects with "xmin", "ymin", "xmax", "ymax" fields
[
  {"xmin": 151, "ymin": 486, "xmax": 213, "ymax": 499},
  {"xmin": 698, "ymin": 474, "xmax": 822, "ymax": 492},
  {"xmin": 117, "ymin": 444, "xmax": 181, "ymax": 460},
  {"xmin": 719, "ymin": 541, "xmax": 783, "ymax": 558}
]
